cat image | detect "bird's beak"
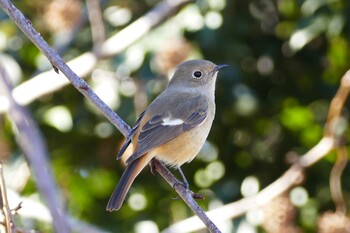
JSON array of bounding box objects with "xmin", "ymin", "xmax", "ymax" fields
[{"xmin": 213, "ymin": 64, "xmax": 229, "ymax": 73}]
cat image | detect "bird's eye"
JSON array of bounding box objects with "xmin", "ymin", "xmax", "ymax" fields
[{"xmin": 193, "ymin": 71, "xmax": 202, "ymax": 79}]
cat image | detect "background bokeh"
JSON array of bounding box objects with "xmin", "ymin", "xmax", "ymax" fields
[{"xmin": 0, "ymin": 0, "xmax": 350, "ymax": 232}]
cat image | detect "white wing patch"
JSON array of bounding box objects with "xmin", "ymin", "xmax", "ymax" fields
[{"xmin": 162, "ymin": 116, "xmax": 184, "ymax": 126}]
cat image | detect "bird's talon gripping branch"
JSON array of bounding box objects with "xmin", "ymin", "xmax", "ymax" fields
[
  {"xmin": 172, "ymin": 183, "xmax": 204, "ymax": 200},
  {"xmin": 173, "ymin": 180, "xmax": 187, "ymax": 189},
  {"xmin": 172, "ymin": 182, "xmax": 204, "ymax": 200}
]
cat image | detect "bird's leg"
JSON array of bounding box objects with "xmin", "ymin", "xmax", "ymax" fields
[
  {"xmin": 177, "ymin": 167, "xmax": 189, "ymax": 189},
  {"xmin": 150, "ymin": 160, "xmax": 204, "ymax": 200},
  {"xmin": 175, "ymin": 167, "xmax": 205, "ymax": 200},
  {"xmin": 149, "ymin": 158, "xmax": 157, "ymax": 175}
]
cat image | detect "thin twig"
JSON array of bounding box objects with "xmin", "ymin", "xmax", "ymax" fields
[
  {"xmin": 0, "ymin": 59, "xmax": 71, "ymax": 232},
  {"xmin": 11, "ymin": 202, "xmax": 22, "ymax": 215},
  {"xmin": 0, "ymin": 1, "xmax": 220, "ymax": 232},
  {"xmin": 0, "ymin": 163, "xmax": 13, "ymax": 233},
  {"xmin": 330, "ymin": 146, "xmax": 348, "ymax": 214}
]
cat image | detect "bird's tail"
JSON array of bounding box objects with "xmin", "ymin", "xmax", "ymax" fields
[{"xmin": 106, "ymin": 155, "xmax": 151, "ymax": 211}]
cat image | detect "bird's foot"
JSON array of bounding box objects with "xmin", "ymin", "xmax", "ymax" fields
[{"xmin": 172, "ymin": 182, "xmax": 205, "ymax": 200}]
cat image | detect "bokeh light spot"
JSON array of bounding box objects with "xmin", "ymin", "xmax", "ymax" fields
[
  {"xmin": 43, "ymin": 106, "xmax": 73, "ymax": 132},
  {"xmin": 205, "ymin": 11, "xmax": 223, "ymax": 29},
  {"xmin": 128, "ymin": 193, "xmax": 147, "ymax": 211},
  {"xmin": 290, "ymin": 186, "xmax": 308, "ymax": 207},
  {"xmin": 241, "ymin": 176, "xmax": 260, "ymax": 197}
]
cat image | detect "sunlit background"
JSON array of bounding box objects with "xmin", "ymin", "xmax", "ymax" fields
[{"xmin": 0, "ymin": 0, "xmax": 350, "ymax": 232}]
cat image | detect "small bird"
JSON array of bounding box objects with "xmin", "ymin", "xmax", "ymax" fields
[{"xmin": 106, "ymin": 59, "xmax": 228, "ymax": 211}]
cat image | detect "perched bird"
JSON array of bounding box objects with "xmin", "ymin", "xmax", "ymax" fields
[{"xmin": 107, "ymin": 59, "xmax": 228, "ymax": 211}]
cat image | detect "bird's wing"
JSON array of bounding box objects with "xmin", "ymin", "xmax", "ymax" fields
[
  {"xmin": 116, "ymin": 110, "xmax": 146, "ymax": 160},
  {"xmin": 126, "ymin": 95, "xmax": 208, "ymax": 164}
]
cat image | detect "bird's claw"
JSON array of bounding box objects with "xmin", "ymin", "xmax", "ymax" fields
[{"xmin": 172, "ymin": 182, "xmax": 205, "ymax": 200}]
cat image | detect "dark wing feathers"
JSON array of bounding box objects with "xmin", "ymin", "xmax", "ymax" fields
[
  {"xmin": 183, "ymin": 108, "xmax": 207, "ymax": 130},
  {"xmin": 141, "ymin": 115, "xmax": 163, "ymax": 131},
  {"xmin": 126, "ymin": 125, "xmax": 183, "ymax": 164},
  {"xmin": 116, "ymin": 110, "xmax": 146, "ymax": 160},
  {"xmin": 125, "ymin": 95, "xmax": 209, "ymax": 164}
]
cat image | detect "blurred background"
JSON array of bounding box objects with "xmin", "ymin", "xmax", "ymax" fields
[{"xmin": 0, "ymin": 0, "xmax": 350, "ymax": 232}]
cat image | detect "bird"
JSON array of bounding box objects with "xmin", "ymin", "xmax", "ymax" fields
[{"xmin": 106, "ymin": 59, "xmax": 228, "ymax": 211}]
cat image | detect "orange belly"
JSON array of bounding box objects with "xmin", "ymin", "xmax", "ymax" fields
[{"xmin": 149, "ymin": 117, "xmax": 214, "ymax": 167}]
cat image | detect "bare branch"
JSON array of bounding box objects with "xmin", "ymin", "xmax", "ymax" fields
[{"xmin": 0, "ymin": 61, "xmax": 71, "ymax": 232}]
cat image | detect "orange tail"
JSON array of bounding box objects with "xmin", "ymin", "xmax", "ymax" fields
[{"xmin": 106, "ymin": 155, "xmax": 151, "ymax": 211}]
